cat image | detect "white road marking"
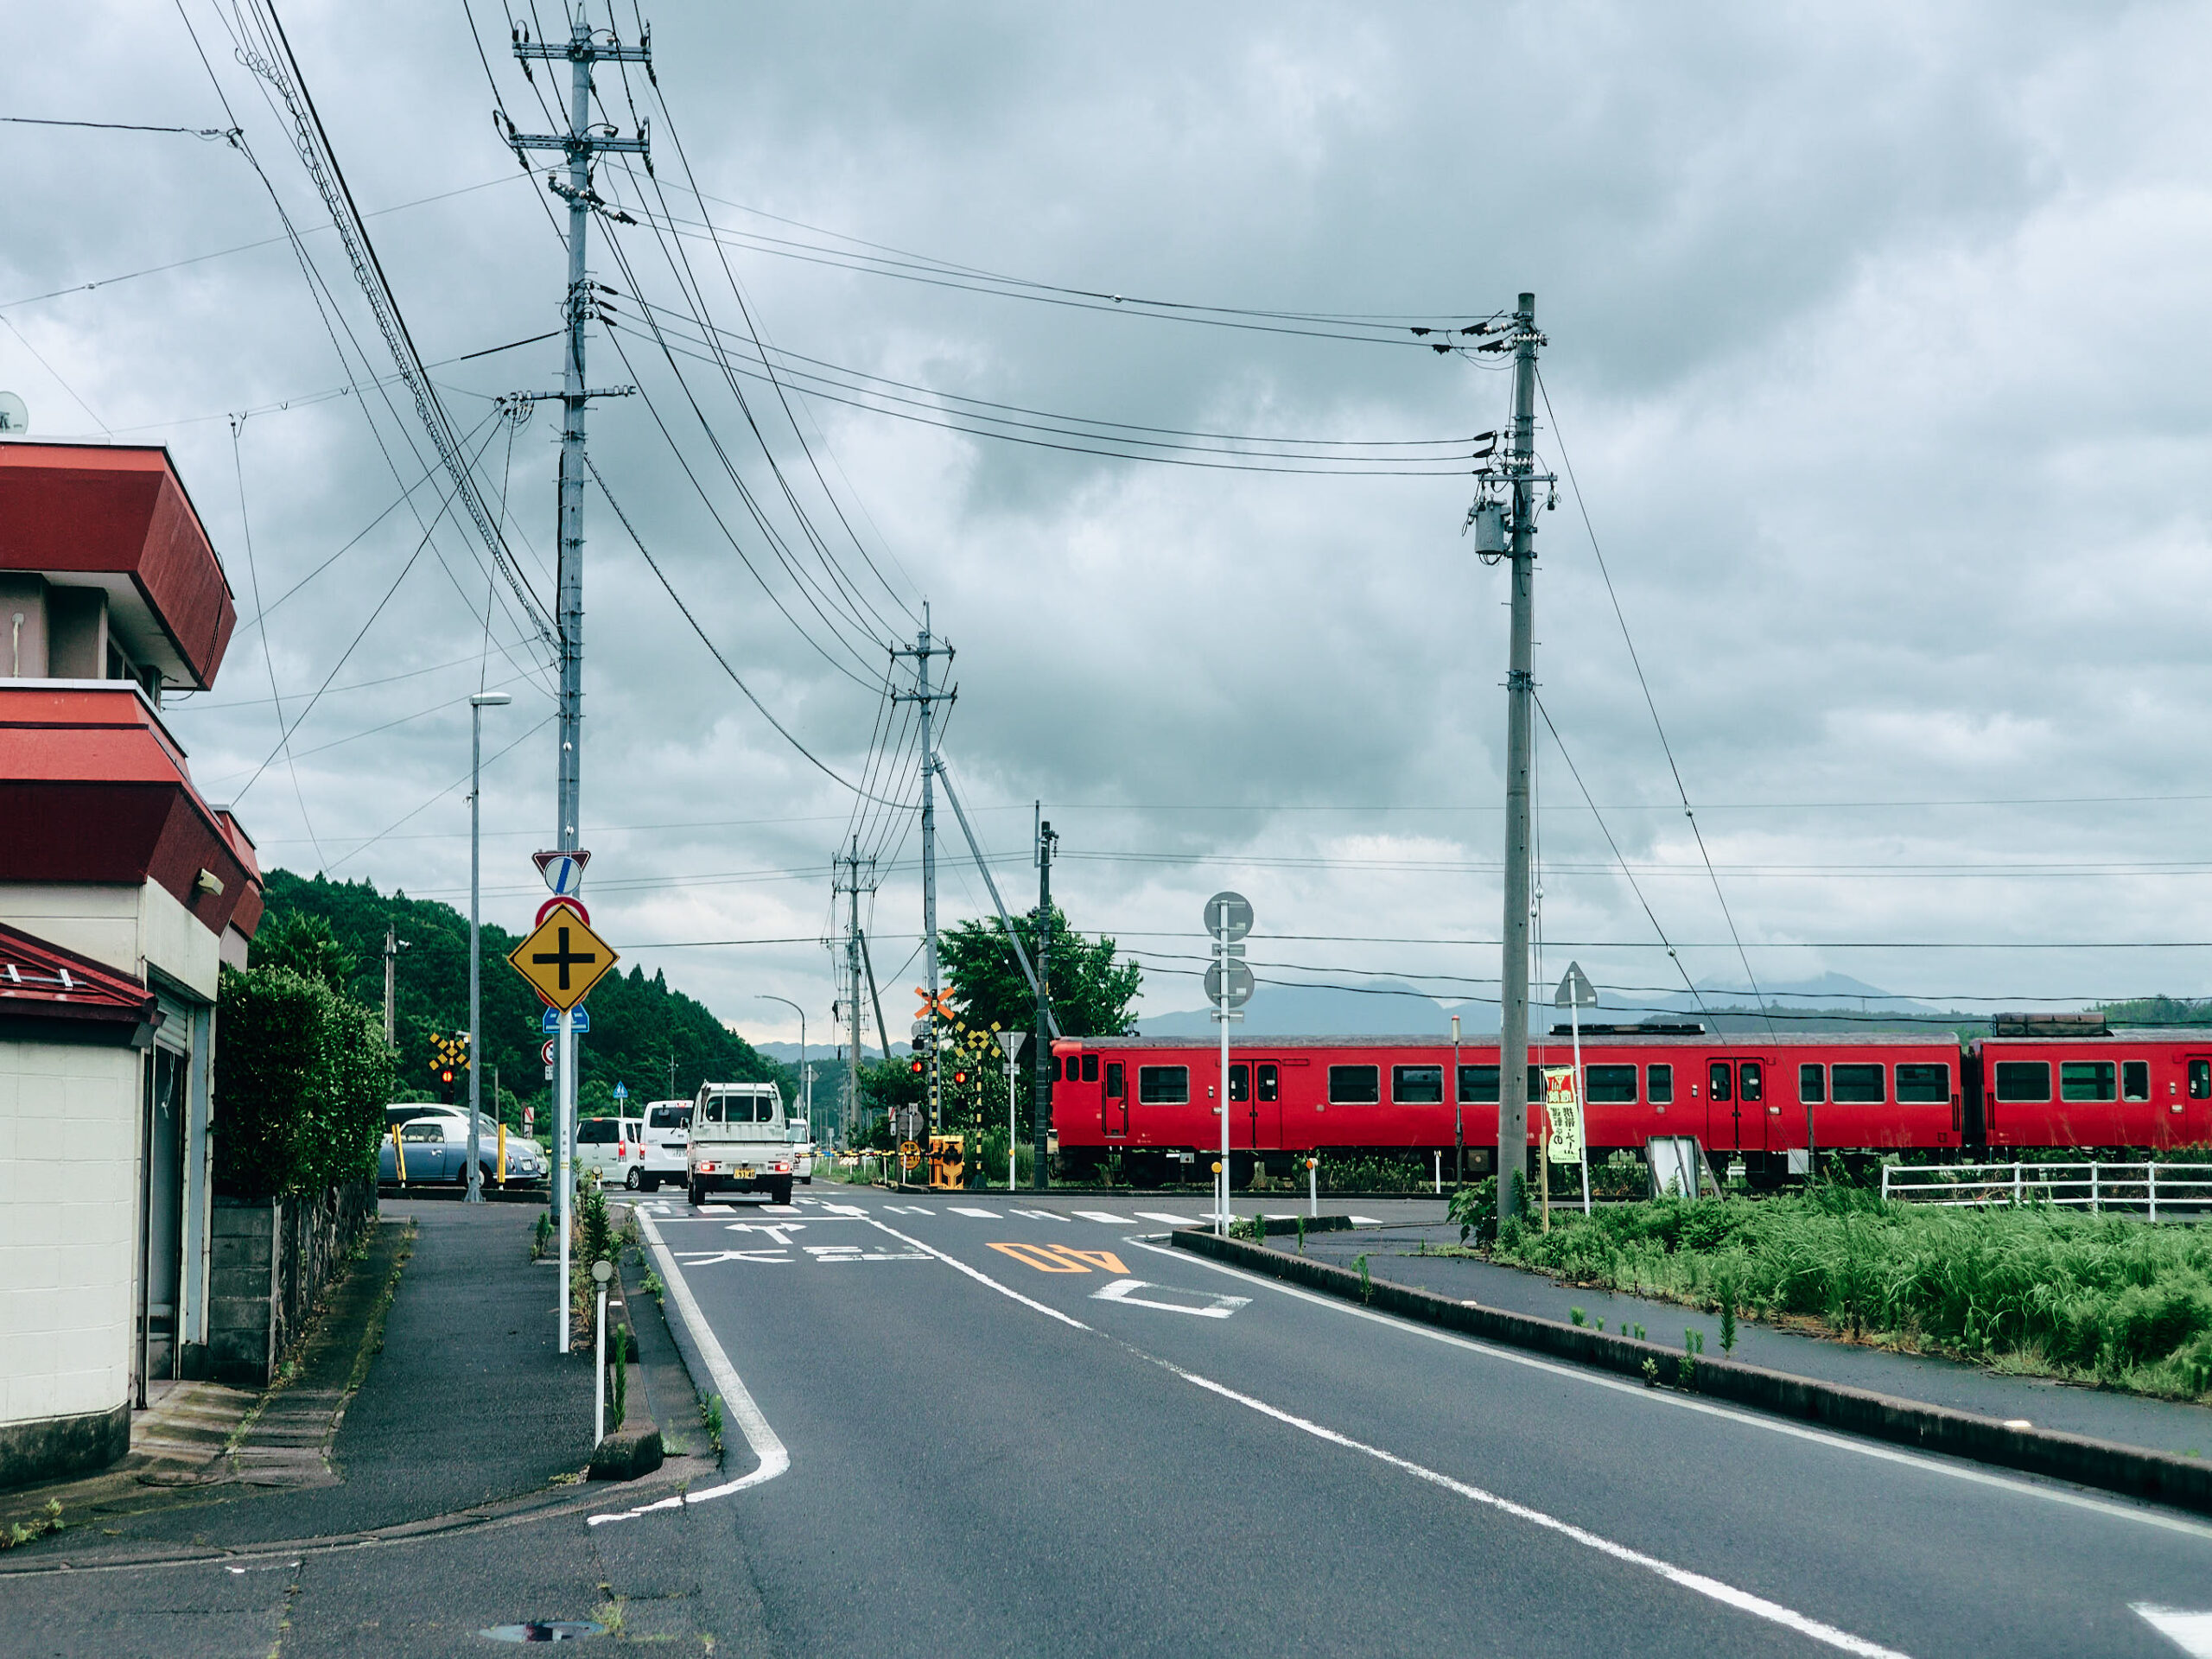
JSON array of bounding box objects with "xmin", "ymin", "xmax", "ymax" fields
[
  {"xmin": 1138, "ymin": 1237, "xmax": 2212, "ymax": 1543},
  {"xmin": 723, "ymin": 1222, "xmax": 805, "ymax": 1246},
  {"xmin": 1135, "ymin": 1211, "xmax": 1201, "ymax": 1226},
  {"xmin": 1348, "ymin": 1215, "xmax": 1386, "ymax": 1225},
  {"xmin": 673, "ymin": 1249, "xmax": 791, "ymax": 1266},
  {"xmin": 1160, "ymin": 1358, "xmax": 1910, "ymax": 1658},
  {"xmin": 1009, "ymin": 1208, "xmax": 1056, "ymax": 1218},
  {"xmin": 2137, "ymin": 1604, "xmax": 2212, "ymax": 1656},
  {"xmin": 862, "ymin": 1217, "xmax": 1090, "ymax": 1331},
  {"xmin": 1092, "ymin": 1278, "xmax": 1250, "ymax": 1319},
  {"xmin": 884, "ymin": 1205, "xmax": 934, "ymax": 1215},
  {"xmin": 804, "ymin": 1243, "xmax": 926, "ymax": 1263},
  {"xmin": 594, "ymin": 1211, "xmax": 789, "ymax": 1527},
  {"xmin": 1073, "ymin": 1210, "xmax": 1135, "ymax": 1224},
  {"xmin": 948, "ymin": 1206, "xmax": 1001, "ymax": 1218}
]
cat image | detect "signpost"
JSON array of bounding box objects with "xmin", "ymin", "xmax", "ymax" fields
[
  {"xmin": 1554, "ymin": 962, "xmax": 1599, "ymax": 1218},
  {"xmin": 508, "ymin": 894, "xmax": 618, "ymax": 1355},
  {"xmin": 995, "ymin": 1029, "xmax": 1027, "ymax": 1192},
  {"xmin": 1205, "ymin": 892, "xmax": 1253, "ymax": 1236}
]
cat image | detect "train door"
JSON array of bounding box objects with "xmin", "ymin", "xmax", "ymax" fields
[
  {"xmin": 1103, "ymin": 1060, "xmax": 1127, "ymax": 1140},
  {"xmin": 2183, "ymin": 1056, "xmax": 2212, "ymax": 1147},
  {"xmin": 1230, "ymin": 1061, "xmax": 1282, "ymax": 1151},
  {"xmin": 1704, "ymin": 1058, "xmax": 1765, "ymax": 1151}
]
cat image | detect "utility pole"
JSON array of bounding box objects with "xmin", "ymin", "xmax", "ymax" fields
[
  {"xmin": 382, "ymin": 924, "xmax": 407, "ymax": 1047},
  {"xmin": 835, "ymin": 840, "xmax": 875, "ymax": 1147},
  {"xmin": 890, "ymin": 606, "xmax": 953, "ymax": 1133},
  {"xmin": 1495, "ymin": 292, "xmax": 1547, "ymax": 1226},
  {"xmin": 1033, "ymin": 809, "xmax": 1058, "ymax": 1191},
  {"xmin": 507, "ymin": 17, "xmax": 649, "ymax": 860}
]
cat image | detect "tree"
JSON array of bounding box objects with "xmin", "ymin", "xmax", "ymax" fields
[
  {"xmin": 940, "ymin": 905, "xmax": 1141, "ymax": 1038},
  {"xmin": 257, "ymin": 911, "xmax": 357, "ymax": 994},
  {"xmin": 213, "ymin": 963, "xmax": 396, "ymax": 1198}
]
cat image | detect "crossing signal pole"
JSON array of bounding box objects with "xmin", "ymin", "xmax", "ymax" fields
[
  {"xmin": 891, "ymin": 607, "xmax": 953, "ymax": 1133},
  {"xmin": 1493, "ymin": 293, "xmax": 1548, "ymax": 1225},
  {"xmin": 1033, "ymin": 810, "xmax": 1057, "ymax": 1191}
]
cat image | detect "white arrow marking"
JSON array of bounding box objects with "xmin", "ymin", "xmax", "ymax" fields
[
  {"xmin": 2138, "ymin": 1605, "xmax": 2212, "ymax": 1656},
  {"xmin": 672, "ymin": 1249, "xmax": 791, "ymax": 1266},
  {"xmin": 723, "ymin": 1222, "xmax": 805, "ymax": 1247},
  {"xmin": 1091, "ymin": 1277, "xmax": 1251, "ymax": 1319}
]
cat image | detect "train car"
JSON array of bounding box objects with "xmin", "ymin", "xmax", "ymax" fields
[
  {"xmin": 1048, "ymin": 1026, "xmax": 1965, "ymax": 1187},
  {"xmin": 1971, "ymin": 1019, "xmax": 2212, "ymax": 1151}
]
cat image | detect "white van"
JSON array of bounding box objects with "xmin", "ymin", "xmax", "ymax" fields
[
  {"xmin": 640, "ymin": 1098, "xmax": 692, "ymax": 1192},
  {"xmin": 786, "ymin": 1121, "xmax": 817, "ymax": 1184},
  {"xmin": 687, "ymin": 1082, "xmax": 791, "ymax": 1205},
  {"xmin": 575, "ymin": 1115, "xmax": 647, "ymax": 1188}
]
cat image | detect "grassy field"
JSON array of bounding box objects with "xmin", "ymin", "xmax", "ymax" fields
[{"xmin": 1486, "ymin": 1187, "xmax": 2212, "ymax": 1402}]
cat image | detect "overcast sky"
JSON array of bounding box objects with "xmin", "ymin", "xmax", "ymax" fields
[{"xmin": 7, "ymin": 1, "xmax": 2210, "ymax": 1052}]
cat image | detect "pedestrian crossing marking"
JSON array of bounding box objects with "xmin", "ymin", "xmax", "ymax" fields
[
  {"xmin": 1072, "ymin": 1210, "xmax": 1134, "ymax": 1224},
  {"xmin": 948, "ymin": 1206, "xmax": 1000, "ymax": 1218},
  {"xmin": 1009, "ymin": 1208, "xmax": 1055, "ymax": 1218},
  {"xmin": 1135, "ymin": 1211, "xmax": 1202, "ymax": 1225}
]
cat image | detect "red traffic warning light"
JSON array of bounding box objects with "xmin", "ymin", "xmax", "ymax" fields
[
  {"xmin": 440, "ymin": 1069, "xmax": 454, "ymax": 1085},
  {"xmin": 909, "ymin": 1058, "xmax": 924, "ymax": 1074},
  {"xmin": 952, "ymin": 1069, "xmax": 968, "ymax": 1085}
]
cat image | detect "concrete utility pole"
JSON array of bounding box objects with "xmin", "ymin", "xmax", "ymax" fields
[
  {"xmin": 1033, "ymin": 810, "xmax": 1058, "ymax": 1191},
  {"xmin": 467, "ymin": 690, "xmax": 512, "ymax": 1202},
  {"xmin": 835, "ymin": 840, "xmax": 874, "ymax": 1147},
  {"xmin": 1497, "ymin": 292, "xmax": 1546, "ymax": 1226},
  {"xmin": 508, "ymin": 18, "xmax": 649, "ymax": 859},
  {"xmin": 383, "ymin": 924, "xmax": 407, "ymax": 1047},
  {"xmin": 891, "ymin": 607, "xmax": 953, "ymax": 1133}
]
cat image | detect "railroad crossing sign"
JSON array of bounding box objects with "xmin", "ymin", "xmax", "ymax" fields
[
  {"xmin": 913, "ymin": 988, "xmax": 955, "ymax": 1021},
  {"xmin": 507, "ymin": 905, "xmax": 618, "ymax": 1011},
  {"xmin": 532, "ymin": 849, "xmax": 590, "ymax": 896}
]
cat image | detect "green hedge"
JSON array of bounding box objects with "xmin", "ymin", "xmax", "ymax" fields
[{"xmin": 213, "ymin": 963, "xmax": 396, "ymax": 1199}]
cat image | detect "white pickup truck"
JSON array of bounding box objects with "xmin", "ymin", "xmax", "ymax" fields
[{"xmin": 686, "ymin": 1081, "xmax": 792, "ymax": 1205}]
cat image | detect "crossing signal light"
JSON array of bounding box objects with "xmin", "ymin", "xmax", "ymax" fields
[
  {"xmin": 910, "ymin": 1058, "xmax": 924, "ymax": 1074},
  {"xmin": 952, "ymin": 1069, "xmax": 968, "ymax": 1085}
]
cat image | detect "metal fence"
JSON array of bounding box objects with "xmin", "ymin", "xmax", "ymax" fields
[{"xmin": 1879, "ymin": 1161, "xmax": 2212, "ymax": 1220}]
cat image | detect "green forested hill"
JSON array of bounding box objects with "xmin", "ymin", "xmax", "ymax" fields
[{"xmin": 257, "ymin": 869, "xmax": 793, "ymax": 1122}]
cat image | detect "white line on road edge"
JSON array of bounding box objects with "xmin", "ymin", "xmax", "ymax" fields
[
  {"xmin": 1138, "ymin": 1237, "xmax": 2212, "ymax": 1544},
  {"xmin": 588, "ymin": 1211, "xmax": 790, "ymax": 1527},
  {"xmin": 2135, "ymin": 1603, "xmax": 2212, "ymax": 1656},
  {"xmin": 863, "ymin": 1217, "xmax": 1091, "ymax": 1331},
  {"xmin": 1158, "ymin": 1357, "xmax": 1910, "ymax": 1659}
]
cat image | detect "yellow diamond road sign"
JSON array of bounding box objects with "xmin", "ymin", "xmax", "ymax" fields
[{"xmin": 507, "ymin": 906, "xmax": 617, "ymax": 1012}]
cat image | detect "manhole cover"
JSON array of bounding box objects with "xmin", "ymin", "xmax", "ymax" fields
[{"xmin": 480, "ymin": 1622, "xmax": 605, "ymax": 1643}]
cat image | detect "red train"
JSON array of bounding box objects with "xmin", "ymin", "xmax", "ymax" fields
[{"xmin": 1046, "ymin": 1018, "xmax": 2212, "ymax": 1186}]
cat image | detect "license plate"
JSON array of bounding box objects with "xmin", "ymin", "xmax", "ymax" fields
[{"xmin": 734, "ymin": 1166, "xmax": 754, "ymax": 1178}]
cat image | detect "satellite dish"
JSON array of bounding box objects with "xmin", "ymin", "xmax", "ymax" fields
[{"xmin": 0, "ymin": 392, "xmax": 27, "ymax": 435}]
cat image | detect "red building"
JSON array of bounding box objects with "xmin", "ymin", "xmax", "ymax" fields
[{"xmin": 0, "ymin": 442, "xmax": 264, "ymax": 1488}]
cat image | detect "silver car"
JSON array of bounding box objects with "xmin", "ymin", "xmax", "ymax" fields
[{"xmin": 378, "ymin": 1112, "xmax": 546, "ymax": 1187}]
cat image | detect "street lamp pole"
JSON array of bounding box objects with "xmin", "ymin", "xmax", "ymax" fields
[
  {"xmin": 757, "ymin": 994, "xmax": 807, "ymax": 1144},
  {"xmin": 466, "ymin": 691, "xmax": 512, "ymax": 1203}
]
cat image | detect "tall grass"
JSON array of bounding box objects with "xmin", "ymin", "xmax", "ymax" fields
[{"xmin": 1496, "ymin": 1190, "xmax": 2212, "ymax": 1402}]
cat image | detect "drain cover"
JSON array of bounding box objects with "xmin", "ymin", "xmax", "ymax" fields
[{"xmin": 480, "ymin": 1622, "xmax": 605, "ymax": 1643}]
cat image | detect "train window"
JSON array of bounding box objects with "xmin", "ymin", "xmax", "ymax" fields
[
  {"xmin": 1082, "ymin": 1054, "xmax": 1099, "ymax": 1084},
  {"xmin": 1648, "ymin": 1064, "xmax": 1674, "ymax": 1103},
  {"xmin": 1138, "ymin": 1065, "xmax": 1189, "ymax": 1104},
  {"xmin": 1460, "ymin": 1065, "xmax": 1499, "ymax": 1103},
  {"xmin": 1329, "ymin": 1065, "xmax": 1381, "ymax": 1104},
  {"xmin": 1104, "ymin": 1062, "xmax": 1125, "ymax": 1100},
  {"xmin": 1051, "ymin": 1057, "xmax": 1065, "ymax": 1082},
  {"xmin": 1586, "ymin": 1065, "xmax": 1637, "ymax": 1103},
  {"xmin": 1799, "ymin": 1064, "xmax": 1826, "ymax": 1103},
  {"xmin": 2192, "ymin": 1060, "xmax": 2211, "ymax": 1100},
  {"xmin": 2123, "ymin": 1061, "xmax": 2150, "ymax": 1102},
  {"xmin": 1229, "ymin": 1065, "xmax": 1249, "ymax": 1103},
  {"xmin": 1832, "ymin": 1065, "xmax": 1885, "ymax": 1103},
  {"xmin": 1708, "ymin": 1062, "xmax": 1732, "ymax": 1103},
  {"xmin": 1739, "ymin": 1063, "xmax": 1764, "ymax": 1103},
  {"xmin": 1258, "ymin": 1064, "xmax": 1278, "ymax": 1101},
  {"xmin": 1993, "ymin": 1061, "xmax": 2049, "ymax": 1102},
  {"xmin": 2061, "ymin": 1061, "xmax": 2116, "ymax": 1103},
  {"xmin": 1897, "ymin": 1064, "xmax": 1950, "ymax": 1103},
  {"xmin": 1394, "ymin": 1065, "xmax": 1445, "ymax": 1103}
]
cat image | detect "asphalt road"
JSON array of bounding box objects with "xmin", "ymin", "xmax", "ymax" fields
[{"xmin": 8, "ymin": 1186, "xmax": 2212, "ymax": 1656}]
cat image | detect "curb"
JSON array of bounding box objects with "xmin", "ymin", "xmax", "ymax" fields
[{"xmin": 1172, "ymin": 1227, "xmax": 2212, "ymax": 1518}]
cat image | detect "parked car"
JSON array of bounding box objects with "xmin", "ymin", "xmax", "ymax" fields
[
  {"xmin": 379, "ymin": 1114, "xmax": 546, "ymax": 1186},
  {"xmin": 640, "ymin": 1098, "xmax": 692, "ymax": 1192},
  {"xmin": 575, "ymin": 1115, "xmax": 648, "ymax": 1188}
]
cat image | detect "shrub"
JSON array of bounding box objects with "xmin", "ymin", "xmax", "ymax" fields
[{"xmin": 213, "ymin": 964, "xmax": 395, "ymax": 1199}]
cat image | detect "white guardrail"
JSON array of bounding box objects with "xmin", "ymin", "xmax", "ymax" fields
[{"xmin": 1881, "ymin": 1160, "xmax": 2212, "ymax": 1220}]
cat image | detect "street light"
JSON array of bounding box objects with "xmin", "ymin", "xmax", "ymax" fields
[
  {"xmin": 466, "ymin": 691, "xmax": 512, "ymax": 1203},
  {"xmin": 757, "ymin": 994, "xmax": 809, "ymax": 1143}
]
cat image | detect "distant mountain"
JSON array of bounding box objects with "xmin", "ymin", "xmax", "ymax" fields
[{"xmin": 1135, "ymin": 981, "xmax": 1494, "ymax": 1038}]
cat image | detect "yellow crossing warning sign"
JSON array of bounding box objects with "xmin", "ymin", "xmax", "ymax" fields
[{"xmin": 507, "ymin": 903, "xmax": 618, "ymax": 1011}]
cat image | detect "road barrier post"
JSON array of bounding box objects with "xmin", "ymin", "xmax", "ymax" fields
[
  {"xmin": 1307, "ymin": 1157, "xmax": 1319, "ymax": 1217},
  {"xmin": 593, "ymin": 1258, "xmax": 613, "ymax": 1445}
]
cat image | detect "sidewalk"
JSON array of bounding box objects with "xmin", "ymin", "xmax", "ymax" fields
[{"xmin": 1294, "ymin": 1219, "xmax": 2212, "ymax": 1460}]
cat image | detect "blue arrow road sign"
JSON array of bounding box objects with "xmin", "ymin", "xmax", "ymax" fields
[{"xmin": 541, "ymin": 1006, "xmax": 591, "ymax": 1034}]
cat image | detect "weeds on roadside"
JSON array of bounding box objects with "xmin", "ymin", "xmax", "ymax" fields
[
  {"xmin": 1, "ymin": 1500, "xmax": 62, "ymax": 1549},
  {"xmin": 701, "ymin": 1393, "xmax": 725, "ymax": 1456}
]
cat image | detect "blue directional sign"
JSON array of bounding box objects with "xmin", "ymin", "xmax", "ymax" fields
[
  {"xmin": 613, "ymin": 1082, "xmax": 627, "ymax": 1101},
  {"xmin": 541, "ymin": 1005, "xmax": 591, "ymax": 1035}
]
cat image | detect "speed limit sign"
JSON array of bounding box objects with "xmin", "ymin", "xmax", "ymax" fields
[{"xmin": 541, "ymin": 1038, "xmax": 556, "ymax": 1066}]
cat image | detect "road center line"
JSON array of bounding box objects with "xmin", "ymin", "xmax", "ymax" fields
[
  {"xmin": 1155, "ymin": 1356, "xmax": 1910, "ymax": 1659},
  {"xmin": 863, "ymin": 1217, "xmax": 1091, "ymax": 1331},
  {"xmin": 1135, "ymin": 1237, "xmax": 2212, "ymax": 1544},
  {"xmin": 591, "ymin": 1211, "xmax": 791, "ymax": 1526}
]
